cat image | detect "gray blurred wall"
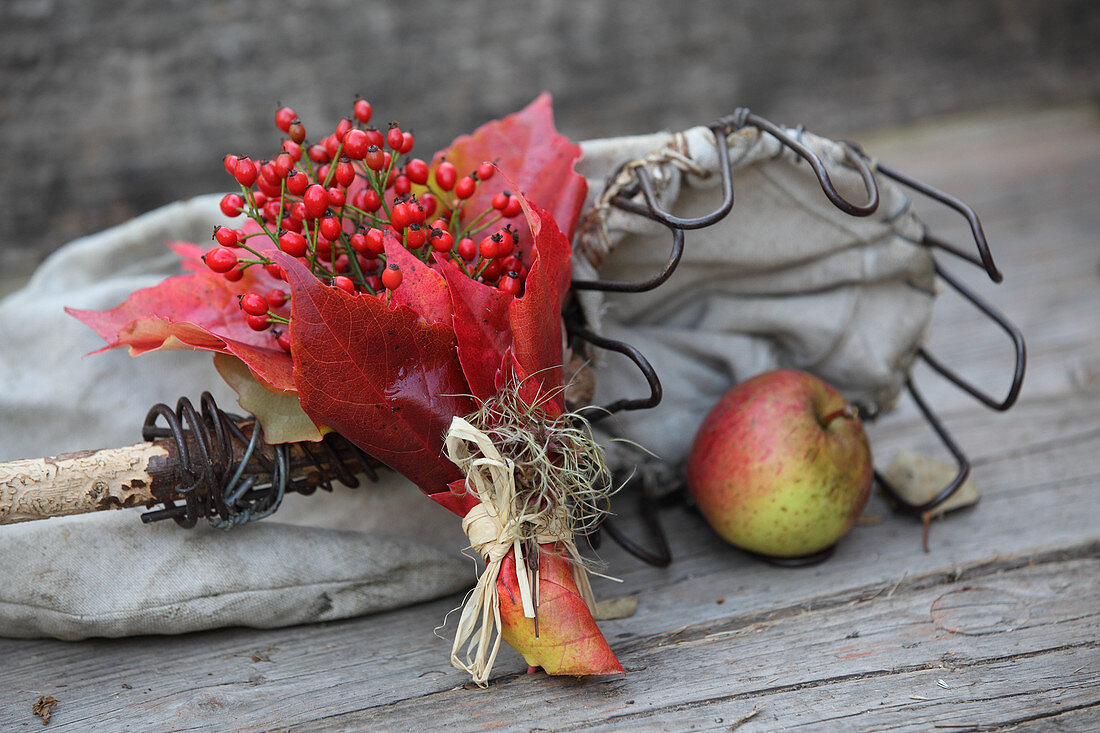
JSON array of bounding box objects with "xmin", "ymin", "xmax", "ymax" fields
[{"xmin": 2, "ymin": 0, "xmax": 1097, "ymax": 278}]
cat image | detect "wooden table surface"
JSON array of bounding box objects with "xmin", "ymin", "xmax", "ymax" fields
[{"xmin": 4, "ymin": 106, "xmax": 1098, "ymax": 732}]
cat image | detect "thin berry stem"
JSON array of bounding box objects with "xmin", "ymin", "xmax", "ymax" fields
[
  {"xmin": 461, "ymin": 211, "xmax": 502, "ymax": 239},
  {"xmin": 322, "ymin": 143, "xmax": 344, "ymax": 189},
  {"xmin": 452, "ymin": 254, "xmax": 474, "ymax": 278},
  {"xmin": 240, "ymin": 185, "xmax": 280, "ymax": 249},
  {"xmin": 473, "ymin": 256, "xmax": 493, "ymax": 280},
  {"xmin": 340, "ymin": 239, "xmax": 370, "ymax": 290},
  {"xmin": 274, "ymin": 179, "xmax": 287, "ymax": 236}
]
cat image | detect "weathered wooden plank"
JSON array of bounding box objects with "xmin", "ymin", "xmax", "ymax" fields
[
  {"xmin": 2, "ymin": 484, "xmax": 1094, "ymax": 730},
  {"xmin": 1001, "ymin": 704, "xmax": 1100, "ymax": 732},
  {"xmin": 570, "ymin": 648, "xmax": 1100, "ymax": 732},
  {"xmin": 291, "ymin": 553, "xmax": 1100, "ymax": 731}
]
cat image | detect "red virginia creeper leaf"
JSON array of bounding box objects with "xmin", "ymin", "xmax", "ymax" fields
[
  {"xmin": 499, "ymin": 546, "xmax": 624, "ymax": 676},
  {"xmin": 506, "ymin": 202, "xmax": 573, "ymax": 416},
  {"xmin": 66, "ymin": 258, "xmax": 295, "ymax": 392},
  {"xmin": 433, "ymin": 93, "xmax": 587, "ymax": 254},
  {"xmin": 273, "ymin": 251, "xmax": 473, "ymax": 492},
  {"xmin": 383, "ymin": 233, "xmax": 452, "ymax": 324},
  {"xmin": 437, "ymin": 255, "xmax": 513, "ymax": 402},
  {"xmin": 428, "ymin": 478, "xmax": 481, "ymax": 518},
  {"xmin": 169, "ymin": 242, "xmax": 206, "ymax": 272}
]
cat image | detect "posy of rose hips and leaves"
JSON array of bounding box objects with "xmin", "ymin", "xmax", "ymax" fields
[
  {"xmin": 68, "ymin": 96, "xmax": 625, "ymax": 678},
  {"xmin": 207, "ymin": 97, "xmax": 536, "ymax": 354}
]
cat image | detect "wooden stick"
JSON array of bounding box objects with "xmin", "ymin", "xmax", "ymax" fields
[
  {"xmin": 0, "ymin": 434, "xmax": 380, "ymax": 526},
  {"xmin": 0, "ymin": 442, "xmax": 171, "ymax": 525}
]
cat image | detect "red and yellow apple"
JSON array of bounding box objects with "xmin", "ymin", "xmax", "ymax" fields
[{"xmin": 686, "ymin": 369, "xmax": 873, "ymax": 558}]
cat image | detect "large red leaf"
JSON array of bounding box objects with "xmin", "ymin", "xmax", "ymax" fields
[
  {"xmin": 169, "ymin": 242, "xmax": 206, "ymax": 272},
  {"xmin": 383, "ymin": 233, "xmax": 452, "ymax": 324},
  {"xmin": 67, "ymin": 255, "xmax": 295, "ymax": 392},
  {"xmin": 433, "ymin": 93, "xmax": 587, "ymax": 254},
  {"xmin": 438, "ymin": 200, "xmax": 573, "ymax": 412},
  {"xmin": 437, "ymin": 255, "xmax": 513, "ymax": 402},
  {"xmin": 499, "ymin": 546, "xmax": 623, "ymax": 676},
  {"xmin": 274, "ymin": 251, "xmax": 473, "ymax": 492},
  {"xmin": 507, "ymin": 202, "xmax": 573, "ymax": 416}
]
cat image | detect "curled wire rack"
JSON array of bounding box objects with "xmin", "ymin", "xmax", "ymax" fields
[{"xmin": 567, "ymin": 107, "xmax": 1026, "ymax": 563}]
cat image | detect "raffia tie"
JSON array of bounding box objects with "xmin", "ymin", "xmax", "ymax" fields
[{"xmin": 444, "ymin": 416, "xmax": 596, "ymax": 686}]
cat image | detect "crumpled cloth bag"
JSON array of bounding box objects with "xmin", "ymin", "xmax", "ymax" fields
[
  {"xmin": 571, "ymin": 125, "xmax": 936, "ymax": 491},
  {"xmin": 0, "ymin": 197, "xmax": 470, "ymax": 640},
  {"xmin": 0, "ymin": 120, "xmax": 935, "ymax": 639}
]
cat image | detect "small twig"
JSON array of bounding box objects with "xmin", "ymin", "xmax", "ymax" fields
[
  {"xmin": 886, "ymin": 571, "xmax": 909, "ymax": 600},
  {"xmin": 728, "ymin": 703, "xmax": 765, "ymax": 731}
]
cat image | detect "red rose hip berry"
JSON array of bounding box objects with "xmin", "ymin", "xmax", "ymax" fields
[
  {"xmin": 275, "ymin": 106, "xmax": 298, "ymax": 133},
  {"xmin": 381, "ymin": 263, "xmax": 402, "ymax": 290},
  {"xmin": 353, "ymin": 98, "xmax": 373, "ymax": 123},
  {"xmin": 278, "ymin": 230, "xmax": 308, "ymax": 257},
  {"xmin": 303, "ymin": 184, "xmax": 329, "ymax": 219},
  {"xmin": 434, "ymin": 161, "xmax": 457, "ymax": 191},
  {"xmin": 386, "ymin": 124, "xmax": 404, "ymax": 151},
  {"xmin": 204, "ymin": 247, "xmax": 238, "ymax": 273},
  {"xmin": 220, "ymin": 193, "xmax": 245, "ymax": 217},
  {"xmin": 214, "ymin": 226, "xmax": 238, "ymax": 247},
  {"xmin": 245, "ymin": 313, "xmax": 271, "ymax": 331},
  {"xmin": 455, "ymin": 175, "xmax": 476, "ymax": 200},
  {"xmin": 240, "ymin": 292, "xmax": 269, "ymax": 316}
]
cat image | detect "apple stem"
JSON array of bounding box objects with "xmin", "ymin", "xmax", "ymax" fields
[{"xmin": 820, "ymin": 404, "xmax": 858, "ymax": 428}]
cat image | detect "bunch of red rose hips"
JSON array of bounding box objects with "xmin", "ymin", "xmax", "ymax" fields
[{"xmin": 201, "ymin": 98, "xmax": 530, "ymax": 352}]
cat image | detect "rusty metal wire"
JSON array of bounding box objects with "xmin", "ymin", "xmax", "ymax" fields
[{"xmin": 139, "ymin": 392, "xmax": 374, "ymax": 528}]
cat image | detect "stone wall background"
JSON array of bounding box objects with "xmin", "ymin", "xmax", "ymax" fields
[{"xmin": 2, "ymin": 0, "xmax": 1097, "ymax": 278}]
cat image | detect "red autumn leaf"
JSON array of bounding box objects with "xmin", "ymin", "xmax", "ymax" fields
[
  {"xmin": 433, "ymin": 93, "xmax": 587, "ymax": 255},
  {"xmin": 383, "ymin": 233, "xmax": 452, "ymax": 324},
  {"xmin": 66, "ymin": 253, "xmax": 295, "ymax": 393},
  {"xmin": 428, "ymin": 478, "xmax": 481, "ymax": 518},
  {"xmin": 506, "ymin": 202, "xmax": 573, "ymax": 416},
  {"xmin": 169, "ymin": 242, "xmax": 206, "ymax": 272},
  {"xmin": 437, "ymin": 255, "xmax": 513, "ymax": 402},
  {"xmin": 274, "ymin": 251, "xmax": 474, "ymax": 492},
  {"xmin": 498, "ymin": 546, "xmax": 624, "ymax": 677},
  {"xmin": 438, "ymin": 199, "xmax": 573, "ymax": 411}
]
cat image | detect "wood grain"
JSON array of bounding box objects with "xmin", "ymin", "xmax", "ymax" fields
[{"xmin": 304, "ymin": 554, "xmax": 1100, "ymax": 732}]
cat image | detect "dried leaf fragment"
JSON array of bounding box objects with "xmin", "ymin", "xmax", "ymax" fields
[{"xmin": 32, "ymin": 695, "xmax": 58, "ymax": 725}]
